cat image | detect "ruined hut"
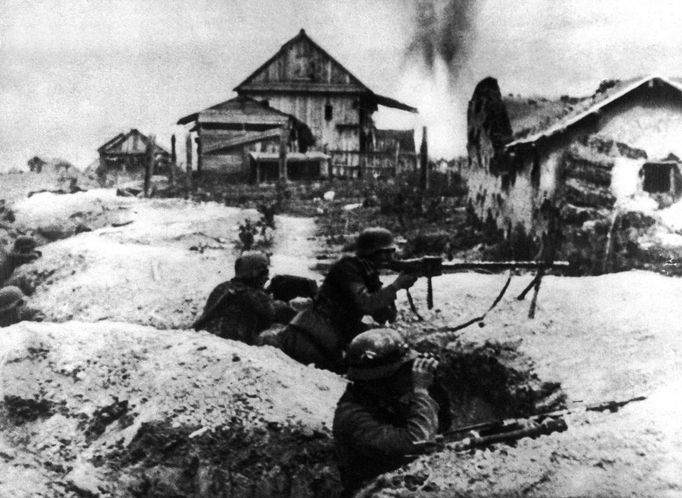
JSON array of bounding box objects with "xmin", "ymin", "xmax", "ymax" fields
[
  {"xmin": 178, "ymin": 29, "xmax": 418, "ymax": 182},
  {"xmin": 465, "ymin": 75, "xmax": 682, "ymax": 271},
  {"xmin": 97, "ymin": 129, "xmax": 170, "ymax": 175}
]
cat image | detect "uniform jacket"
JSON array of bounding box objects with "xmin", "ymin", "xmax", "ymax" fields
[
  {"xmin": 195, "ymin": 279, "xmax": 291, "ymax": 345},
  {"xmin": 279, "ymin": 256, "xmax": 398, "ymax": 372},
  {"xmin": 333, "ymin": 384, "xmax": 439, "ymax": 494}
]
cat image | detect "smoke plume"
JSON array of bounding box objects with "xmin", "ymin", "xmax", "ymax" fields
[{"xmin": 408, "ymin": 0, "xmax": 477, "ymax": 75}]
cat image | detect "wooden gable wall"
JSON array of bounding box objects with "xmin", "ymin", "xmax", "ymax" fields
[{"xmin": 240, "ymin": 35, "xmax": 366, "ymax": 91}]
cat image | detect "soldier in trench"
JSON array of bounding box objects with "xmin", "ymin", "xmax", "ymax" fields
[
  {"xmin": 193, "ymin": 251, "xmax": 295, "ymax": 345},
  {"xmin": 0, "ymin": 235, "xmax": 41, "ymax": 286},
  {"xmin": 333, "ymin": 328, "xmax": 440, "ymax": 496},
  {"xmin": 0, "ymin": 286, "xmax": 45, "ymax": 327},
  {"xmin": 278, "ymin": 227, "xmax": 418, "ymax": 373}
]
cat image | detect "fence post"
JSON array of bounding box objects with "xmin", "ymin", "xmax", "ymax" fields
[
  {"xmin": 169, "ymin": 134, "xmax": 176, "ymax": 186},
  {"xmin": 279, "ymin": 127, "xmax": 288, "ymax": 181},
  {"xmin": 145, "ymin": 134, "xmax": 155, "ymax": 197},
  {"xmin": 420, "ymin": 126, "xmax": 429, "ymax": 191},
  {"xmin": 185, "ymin": 132, "xmax": 192, "ymax": 191},
  {"xmin": 195, "ymin": 136, "xmax": 202, "ymax": 176}
]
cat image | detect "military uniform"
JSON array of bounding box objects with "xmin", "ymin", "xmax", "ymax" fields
[
  {"xmin": 279, "ymin": 255, "xmax": 398, "ymax": 373},
  {"xmin": 0, "ymin": 286, "xmax": 45, "ymax": 327},
  {"xmin": 195, "ymin": 279, "xmax": 292, "ymax": 345},
  {"xmin": 333, "ymin": 385, "xmax": 439, "ymax": 494},
  {"xmin": 332, "ymin": 328, "xmax": 440, "ymax": 496}
]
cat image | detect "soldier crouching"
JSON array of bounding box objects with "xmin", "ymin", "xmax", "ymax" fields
[
  {"xmin": 193, "ymin": 251, "xmax": 295, "ymax": 345},
  {"xmin": 333, "ymin": 328, "xmax": 440, "ymax": 496},
  {"xmin": 279, "ymin": 227, "xmax": 418, "ymax": 373},
  {"xmin": 0, "ymin": 286, "xmax": 45, "ymax": 327}
]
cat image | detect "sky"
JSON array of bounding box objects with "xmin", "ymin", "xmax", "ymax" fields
[{"xmin": 2, "ymin": 0, "xmax": 682, "ymax": 171}]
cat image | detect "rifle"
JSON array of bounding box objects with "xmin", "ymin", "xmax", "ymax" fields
[
  {"xmin": 389, "ymin": 257, "xmax": 571, "ymax": 309},
  {"xmin": 411, "ymin": 395, "xmax": 646, "ymax": 455}
]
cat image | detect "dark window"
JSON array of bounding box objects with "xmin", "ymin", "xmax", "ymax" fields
[
  {"xmin": 642, "ymin": 162, "xmax": 673, "ymax": 193},
  {"xmin": 325, "ymin": 103, "xmax": 333, "ymax": 121}
]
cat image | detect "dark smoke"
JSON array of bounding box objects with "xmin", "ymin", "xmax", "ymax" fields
[{"xmin": 408, "ymin": 0, "xmax": 476, "ymax": 74}]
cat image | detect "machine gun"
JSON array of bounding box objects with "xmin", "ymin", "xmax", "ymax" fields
[
  {"xmin": 411, "ymin": 395, "xmax": 646, "ymax": 455},
  {"xmin": 389, "ymin": 257, "xmax": 571, "ymax": 310}
]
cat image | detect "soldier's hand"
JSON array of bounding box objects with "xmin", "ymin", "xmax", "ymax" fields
[
  {"xmin": 394, "ymin": 271, "xmax": 418, "ymax": 290},
  {"xmin": 412, "ymin": 356, "xmax": 439, "ymax": 392}
]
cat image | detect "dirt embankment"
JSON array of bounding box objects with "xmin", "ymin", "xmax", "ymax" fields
[
  {"xmin": 0, "ymin": 322, "xmax": 346, "ymax": 497},
  {"xmin": 2, "ymin": 187, "xmax": 681, "ymax": 497}
]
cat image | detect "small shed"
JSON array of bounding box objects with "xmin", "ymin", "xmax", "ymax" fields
[
  {"xmin": 178, "ymin": 96, "xmax": 313, "ymax": 178},
  {"xmin": 97, "ymin": 129, "xmax": 170, "ymax": 174}
]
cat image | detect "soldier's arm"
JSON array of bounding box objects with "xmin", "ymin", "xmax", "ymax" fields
[
  {"xmin": 332, "ymin": 261, "xmax": 398, "ymax": 313},
  {"xmin": 338, "ymin": 392, "xmax": 439, "ymax": 457},
  {"xmin": 245, "ymin": 289, "xmax": 277, "ymax": 327}
]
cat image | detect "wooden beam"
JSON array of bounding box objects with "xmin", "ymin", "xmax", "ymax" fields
[
  {"xmin": 202, "ymin": 128, "xmax": 284, "ymax": 154},
  {"xmin": 238, "ymin": 82, "xmax": 366, "ymax": 93},
  {"xmin": 279, "ymin": 128, "xmax": 288, "ymax": 181},
  {"xmin": 199, "ymin": 111, "xmax": 289, "ymax": 126},
  {"xmin": 145, "ymin": 135, "xmax": 155, "ymax": 197},
  {"xmin": 420, "ymin": 126, "xmax": 429, "ymax": 190},
  {"xmin": 169, "ymin": 134, "xmax": 176, "ymax": 186}
]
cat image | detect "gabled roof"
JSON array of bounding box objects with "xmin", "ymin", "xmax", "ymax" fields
[
  {"xmin": 98, "ymin": 129, "xmax": 169, "ymax": 155},
  {"xmin": 232, "ymin": 29, "xmax": 417, "ymax": 113},
  {"xmin": 177, "ymin": 96, "xmax": 292, "ymax": 125},
  {"xmin": 234, "ymin": 29, "xmax": 369, "ymax": 94},
  {"xmin": 507, "ymin": 75, "xmax": 682, "ymax": 149}
]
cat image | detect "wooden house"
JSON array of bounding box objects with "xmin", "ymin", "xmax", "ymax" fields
[
  {"xmin": 465, "ymin": 75, "xmax": 682, "ymax": 242},
  {"xmin": 178, "ymin": 29, "xmax": 418, "ymax": 182},
  {"xmin": 97, "ymin": 129, "xmax": 170, "ymax": 174}
]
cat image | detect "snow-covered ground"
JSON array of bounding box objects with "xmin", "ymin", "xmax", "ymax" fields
[
  {"xmin": 10, "ymin": 189, "xmax": 320, "ymax": 328},
  {"xmin": 2, "ymin": 188, "xmax": 682, "ymax": 497}
]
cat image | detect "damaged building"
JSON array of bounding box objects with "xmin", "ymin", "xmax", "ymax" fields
[
  {"xmin": 465, "ymin": 75, "xmax": 682, "ymax": 273},
  {"xmin": 178, "ymin": 29, "xmax": 418, "ymax": 182}
]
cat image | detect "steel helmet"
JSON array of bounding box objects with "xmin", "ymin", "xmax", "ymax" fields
[
  {"xmin": 346, "ymin": 328, "xmax": 417, "ymax": 381},
  {"xmin": 13, "ymin": 236, "xmax": 37, "ymax": 254},
  {"xmin": 234, "ymin": 251, "xmax": 269, "ymax": 279},
  {"xmin": 356, "ymin": 227, "xmax": 396, "ymax": 257},
  {"xmin": 0, "ymin": 286, "xmax": 24, "ymax": 314}
]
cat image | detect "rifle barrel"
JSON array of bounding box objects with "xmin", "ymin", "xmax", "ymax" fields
[{"xmin": 440, "ymin": 260, "xmax": 570, "ymax": 273}]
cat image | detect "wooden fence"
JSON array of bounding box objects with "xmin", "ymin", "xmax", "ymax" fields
[{"xmin": 328, "ymin": 150, "xmax": 418, "ymax": 178}]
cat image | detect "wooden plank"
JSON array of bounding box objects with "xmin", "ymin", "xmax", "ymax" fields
[
  {"xmin": 199, "ymin": 111, "xmax": 288, "ymax": 126},
  {"xmin": 279, "ymin": 128, "xmax": 288, "ymax": 181},
  {"xmin": 203, "ymin": 128, "xmax": 284, "ymax": 154},
  {"xmin": 239, "ymin": 82, "xmax": 365, "ymax": 93}
]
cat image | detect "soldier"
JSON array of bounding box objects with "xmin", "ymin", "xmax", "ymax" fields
[
  {"xmin": 0, "ymin": 286, "xmax": 45, "ymax": 327},
  {"xmin": 333, "ymin": 328, "xmax": 440, "ymax": 496},
  {"xmin": 279, "ymin": 227, "xmax": 418, "ymax": 373},
  {"xmin": 1, "ymin": 236, "xmax": 41, "ymax": 285},
  {"xmin": 193, "ymin": 251, "xmax": 295, "ymax": 345}
]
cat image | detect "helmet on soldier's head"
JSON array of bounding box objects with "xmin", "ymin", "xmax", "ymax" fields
[
  {"xmin": 13, "ymin": 236, "xmax": 37, "ymax": 254},
  {"xmin": 346, "ymin": 328, "xmax": 417, "ymax": 381},
  {"xmin": 0, "ymin": 286, "xmax": 25, "ymax": 314},
  {"xmin": 234, "ymin": 251, "xmax": 269, "ymax": 280},
  {"xmin": 356, "ymin": 227, "xmax": 396, "ymax": 257}
]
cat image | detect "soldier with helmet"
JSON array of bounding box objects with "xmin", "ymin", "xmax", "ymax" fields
[
  {"xmin": 193, "ymin": 251, "xmax": 295, "ymax": 345},
  {"xmin": 279, "ymin": 227, "xmax": 418, "ymax": 373},
  {"xmin": 1, "ymin": 235, "xmax": 41, "ymax": 286},
  {"xmin": 0, "ymin": 285, "xmax": 45, "ymax": 327},
  {"xmin": 333, "ymin": 328, "xmax": 440, "ymax": 496}
]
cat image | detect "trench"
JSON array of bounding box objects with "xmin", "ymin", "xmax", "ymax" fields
[{"xmin": 88, "ymin": 337, "xmax": 565, "ymax": 497}]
